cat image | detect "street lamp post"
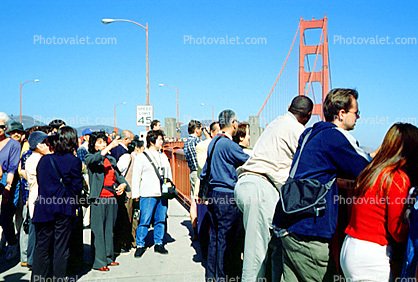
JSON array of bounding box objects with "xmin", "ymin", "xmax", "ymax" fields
[
  {"xmin": 20, "ymin": 79, "xmax": 40, "ymax": 123},
  {"xmin": 201, "ymin": 103, "xmax": 214, "ymax": 122},
  {"xmin": 159, "ymin": 84, "xmax": 179, "ymax": 140},
  {"xmin": 102, "ymin": 18, "xmax": 149, "ymax": 129},
  {"xmin": 114, "ymin": 102, "xmax": 127, "ymax": 133}
]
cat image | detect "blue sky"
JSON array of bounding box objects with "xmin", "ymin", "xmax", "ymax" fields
[{"xmin": 1, "ymin": 0, "xmax": 417, "ymax": 149}]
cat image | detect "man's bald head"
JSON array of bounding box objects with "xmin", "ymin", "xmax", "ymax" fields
[{"xmin": 120, "ymin": 130, "xmax": 134, "ymax": 146}]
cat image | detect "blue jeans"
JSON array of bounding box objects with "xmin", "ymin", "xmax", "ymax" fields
[{"xmin": 136, "ymin": 197, "xmax": 168, "ymax": 247}]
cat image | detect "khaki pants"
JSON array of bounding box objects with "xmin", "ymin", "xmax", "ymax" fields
[{"xmin": 281, "ymin": 232, "xmax": 337, "ymax": 282}]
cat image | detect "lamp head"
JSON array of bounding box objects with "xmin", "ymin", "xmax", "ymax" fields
[
  {"xmin": 101, "ymin": 19, "xmax": 115, "ymax": 24},
  {"xmin": 34, "ymin": 79, "xmax": 40, "ymax": 82},
  {"xmin": 158, "ymin": 84, "xmax": 164, "ymax": 87}
]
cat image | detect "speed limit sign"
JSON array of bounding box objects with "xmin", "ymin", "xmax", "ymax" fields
[{"xmin": 136, "ymin": 105, "xmax": 153, "ymax": 126}]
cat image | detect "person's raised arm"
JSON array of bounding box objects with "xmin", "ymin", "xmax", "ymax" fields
[{"xmin": 101, "ymin": 136, "xmax": 120, "ymax": 156}]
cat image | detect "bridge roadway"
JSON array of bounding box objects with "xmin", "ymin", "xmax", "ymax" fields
[{"xmin": 0, "ymin": 199, "xmax": 206, "ymax": 281}]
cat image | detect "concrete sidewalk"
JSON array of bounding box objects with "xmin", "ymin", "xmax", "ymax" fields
[{"xmin": 0, "ymin": 199, "xmax": 206, "ymax": 281}]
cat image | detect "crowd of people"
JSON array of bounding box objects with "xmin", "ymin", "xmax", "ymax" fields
[
  {"xmin": 183, "ymin": 89, "xmax": 418, "ymax": 282},
  {"xmin": 1, "ymin": 88, "xmax": 418, "ymax": 282}
]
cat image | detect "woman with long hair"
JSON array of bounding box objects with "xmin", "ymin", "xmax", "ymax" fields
[
  {"xmin": 340, "ymin": 123, "xmax": 418, "ymax": 281},
  {"xmin": 31, "ymin": 126, "xmax": 83, "ymax": 280}
]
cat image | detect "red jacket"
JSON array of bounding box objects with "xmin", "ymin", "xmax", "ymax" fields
[{"xmin": 345, "ymin": 169, "xmax": 410, "ymax": 246}]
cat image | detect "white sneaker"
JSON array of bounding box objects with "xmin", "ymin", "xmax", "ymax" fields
[{"xmin": 6, "ymin": 243, "xmax": 18, "ymax": 260}]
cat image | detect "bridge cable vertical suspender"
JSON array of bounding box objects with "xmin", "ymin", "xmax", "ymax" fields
[
  {"xmin": 305, "ymin": 27, "xmax": 324, "ymax": 98},
  {"xmin": 303, "ymin": 35, "xmax": 316, "ymax": 100},
  {"xmin": 257, "ymin": 22, "xmax": 301, "ymax": 117}
]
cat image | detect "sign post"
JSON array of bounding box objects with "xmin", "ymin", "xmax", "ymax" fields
[{"xmin": 136, "ymin": 105, "xmax": 153, "ymax": 127}]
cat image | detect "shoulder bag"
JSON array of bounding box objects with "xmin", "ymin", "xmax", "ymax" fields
[
  {"xmin": 198, "ymin": 136, "xmax": 224, "ymax": 202},
  {"xmin": 143, "ymin": 151, "xmax": 178, "ymax": 200},
  {"xmin": 272, "ymin": 129, "xmax": 336, "ymax": 229}
]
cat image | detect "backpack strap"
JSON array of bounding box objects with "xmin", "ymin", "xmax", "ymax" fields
[
  {"xmin": 49, "ymin": 157, "xmax": 69, "ymax": 195},
  {"xmin": 289, "ymin": 129, "xmax": 313, "ymax": 178},
  {"xmin": 202, "ymin": 135, "xmax": 225, "ymax": 183}
]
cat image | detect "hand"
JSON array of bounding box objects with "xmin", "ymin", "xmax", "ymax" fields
[
  {"xmin": 115, "ymin": 183, "xmax": 126, "ymax": 196},
  {"xmin": 0, "ymin": 166, "xmax": 3, "ymax": 180},
  {"xmin": 37, "ymin": 143, "xmax": 52, "ymax": 155},
  {"xmin": 370, "ymin": 145, "xmax": 381, "ymax": 158},
  {"xmin": 203, "ymin": 126, "xmax": 211, "ymax": 139},
  {"xmin": 108, "ymin": 136, "xmax": 121, "ymax": 150}
]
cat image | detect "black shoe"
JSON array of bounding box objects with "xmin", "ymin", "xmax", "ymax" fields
[
  {"xmin": 154, "ymin": 244, "xmax": 168, "ymax": 254},
  {"xmin": 134, "ymin": 247, "xmax": 146, "ymax": 258}
]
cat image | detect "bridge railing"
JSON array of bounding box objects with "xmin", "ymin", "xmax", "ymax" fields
[
  {"xmin": 163, "ymin": 143, "xmax": 355, "ymax": 271},
  {"xmin": 164, "ymin": 142, "xmax": 192, "ymax": 207}
]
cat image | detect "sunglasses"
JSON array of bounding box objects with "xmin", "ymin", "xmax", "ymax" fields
[{"xmin": 0, "ymin": 125, "xmax": 7, "ymax": 130}]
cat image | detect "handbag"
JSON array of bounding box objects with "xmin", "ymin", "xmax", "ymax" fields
[
  {"xmin": 198, "ymin": 136, "xmax": 225, "ymax": 202},
  {"xmin": 143, "ymin": 151, "xmax": 178, "ymax": 200},
  {"xmin": 272, "ymin": 129, "xmax": 335, "ymax": 229}
]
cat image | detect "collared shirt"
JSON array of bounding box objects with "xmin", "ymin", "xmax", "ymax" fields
[{"xmin": 184, "ymin": 135, "xmax": 200, "ymax": 171}]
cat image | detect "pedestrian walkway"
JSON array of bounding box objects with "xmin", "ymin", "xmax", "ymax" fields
[{"xmin": 0, "ymin": 199, "xmax": 206, "ymax": 281}]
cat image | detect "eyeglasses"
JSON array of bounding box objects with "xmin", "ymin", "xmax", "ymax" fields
[
  {"xmin": 0, "ymin": 125, "xmax": 6, "ymax": 130},
  {"xmin": 347, "ymin": 110, "xmax": 360, "ymax": 117}
]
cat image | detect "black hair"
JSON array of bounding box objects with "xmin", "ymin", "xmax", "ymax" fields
[
  {"xmin": 54, "ymin": 126, "xmax": 78, "ymax": 155},
  {"xmin": 188, "ymin": 120, "xmax": 202, "ymax": 134},
  {"xmin": 146, "ymin": 130, "xmax": 165, "ymax": 148},
  {"xmin": 128, "ymin": 139, "xmax": 145, "ymax": 154},
  {"xmin": 288, "ymin": 96, "xmax": 314, "ymax": 119},
  {"xmin": 49, "ymin": 119, "xmax": 66, "ymax": 129},
  {"xmin": 233, "ymin": 123, "xmax": 249, "ymax": 144},
  {"xmin": 150, "ymin": 120, "xmax": 160, "ymax": 130},
  {"xmin": 88, "ymin": 131, "xmax": 108, "ymax": 154}
]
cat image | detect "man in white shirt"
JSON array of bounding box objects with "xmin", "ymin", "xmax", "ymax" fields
[{"xmin": 234, "ymin": 96, "xmax": 313, "ymax": 281}]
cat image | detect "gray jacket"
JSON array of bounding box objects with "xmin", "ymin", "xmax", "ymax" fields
[{"xmin": 85, "ymin": 152, "xmax": 130, "ymax": 199}]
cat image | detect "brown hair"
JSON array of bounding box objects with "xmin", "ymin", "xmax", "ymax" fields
[
  {"xmin": 233, "ymin": 122, "xmax": 249, "ymax": 145},
  {"xmin": 323, "ymin": 88, "xmax": 358, "ymax": 122},
  {"xmin": 355, "ymin": 123, "xmax": 418, "ymax": 197}
]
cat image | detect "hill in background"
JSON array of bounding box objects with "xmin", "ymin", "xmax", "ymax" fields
[{"xmin": 8, "ymin": 114, "xmax": 123, "ymax": 136}]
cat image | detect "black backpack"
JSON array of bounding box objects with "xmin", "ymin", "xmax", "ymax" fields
[{"xmin": 272, "ymin": 129, "xmax": 335, "ymax": 229}]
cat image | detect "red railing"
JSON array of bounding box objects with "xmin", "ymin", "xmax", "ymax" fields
[
  {"xmin": 164, "ymin": 144, "xmax": 192, "ymax": 207},
  {"xmin": 163, "ymin": 143, "xmax": 355, "ymax": 272}
]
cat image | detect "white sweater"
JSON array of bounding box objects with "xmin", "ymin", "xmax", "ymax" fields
[{"xmin": 131, "ymin": 149, "xmax": 172, "ymax": 198}]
